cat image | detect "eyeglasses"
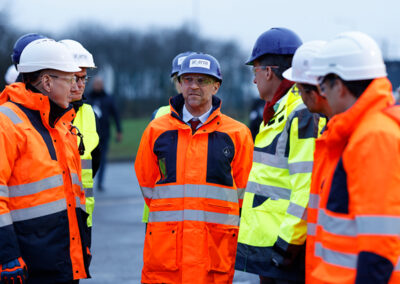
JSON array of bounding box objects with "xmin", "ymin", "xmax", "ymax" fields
[
  {"xmin": 76, "ymin": 75, "xmax": 90, "ymax": 84},
  {"xmin": 181, "ymin": 75, "xmax": 215, "ymax": 87},
  {"xmin": 48, "ymin": 74, "xmax": 76, "ymax": 85},
  {"xmin": 252, "ymin": 65, "xmax": 279, "ymax": 75}
]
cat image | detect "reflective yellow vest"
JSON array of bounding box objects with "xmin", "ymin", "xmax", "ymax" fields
[
  {"xmin": 142, "ymin": 105, "xmax": 170, "ymax": 223},
  {"xmin": 74, "ymin": 103, "xmax": 99, "ymax": 227},
  {"xmin": 236, "ymin": 86, "xmax": 326, "ymax": 281}
]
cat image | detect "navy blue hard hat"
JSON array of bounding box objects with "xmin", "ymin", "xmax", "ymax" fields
[
  {"xmin": 171, "ymin": 51, "xmax": 195, "ymax": 77},
  {"xmin": 178, "ymin": 53, "xmax": 222, "ymax": 82},
  {"xmin": 12, "ymin": 33, "xmax": 46, "ymax": 65},
  {"xmin": 246, "ymin": 27, "xmax": 302, "ymax": 65}
]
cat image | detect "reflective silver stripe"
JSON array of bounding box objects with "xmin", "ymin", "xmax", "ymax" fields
[
  {"xmin": 318, "ymin": 210, "xmax": 356, "ymax": 236},
  {"xmin": 308, "ymin": 193, "xmax": 319, "ymax": 209},
  {"xmin": 81, "ymin": 159, "xmax": 92, "ymax": 170},
  {"xmin": 11, "ymin": 199, "xmax": 67, "ymax": 221},
  {"xmin": 246, "ymin": 181, "xmax": 291, "ymax": 200},
  {"xmin": 307, "ymin": 222, "xmax": 316, "ymax": 236},
  {"xmin": 0, "ymin": 185, "xmax": 8, "ymax": 198},
  {"xmin": 0, "ymin": 213, "xmax": 12, "ymax": 227},
  {"xmin": 287, "ymin": 202, "xmax": 307, "ymax": 220},
  {"xmin": 315, "ymin": 242, "xmax": 356, "ymax": 269},
  {"xmin": 141, "ymin": 186, "xmax": 153, "ymax": 199},
  {"xmin": 316, "ymin": 242, "xmax": 400, "ymax": 271},
  {"xmin": 319, "ymin": 210, "xmax": 400, "ymax": 236},
  {"xmin": 71, "ymin": 173, "xmax": 81, "ymax": 187},
  {"xmin": 288, "ymin": 161, "xmax": 313, "ymax": 174},
  {"xmin": 276, "ymin": 102, "xmax": 307, "ymax": 157},
  {"xmin": 253, "ymin": 151, "xmax": 288, "ymax": 169},
  {"xmin": 9, "ymin": 175, "xmax": 63, "ymax": 197},
  {"xmin": 0, "ymin": 106, "xmax": 22, "ymax": 124},
  {"xmin": 152, "ymin": 184, "xmax": 238, "ymax": 203},
  {"xmin": 76, "ymin": 196, "xmax": 86, "ymax": 212},
  {"xmin": 237, "ymin": 187, "xmax": 246, "ymax": 200},
  {"xmin": 84, "ymin": 187, "xmax": 93, "ymax": 197},
  {"xmin": 149, "ymin": 209, "xmax": 239, "ymax": 226}
]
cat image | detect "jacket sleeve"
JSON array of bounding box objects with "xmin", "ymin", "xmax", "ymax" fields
[
  {"xmin": 276, "ymin": 110, "xmax": 324, "ymax": 253},
  {"xmin": 0, "ymin": 113, "xmax": 21, "ymax": 264},
  {"xmin": 345, "ymin": 123, "xmax": 400, "ymax": 283},
  {"xmin": 232, "ymin": 125, "xmax": 253, "ymax": 208},
  {"xmin": 134, "ymin": 124, "xmax": 160, "ymax": 206}
]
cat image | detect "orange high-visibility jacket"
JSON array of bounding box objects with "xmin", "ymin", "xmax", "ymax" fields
[
  {"xmin": 0, "ymin": 83, "xmax": 91, "ymax": 283},
  {"xmin": 135, "ymin": 94, "xmax": 254, "ymax": 284},
  {"xmin": 308, "ymin": 78, "xmax": 400, "ymax": 284}
]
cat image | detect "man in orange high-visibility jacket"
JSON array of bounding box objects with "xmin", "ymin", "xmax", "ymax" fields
[
  {"xmin": 135, "ymin": 53, "xmax": 254, "ymax": 284},
  {"xmin": 282, "ymin": 40, "xmax": 333, "ymax": 284},
  {"xmin": 0, "ymin": 39, "xmax": 91, "ymax": 283},
  {"xmin": 307, "ymin": 31, "xmax": 400, "ymax": 283}
]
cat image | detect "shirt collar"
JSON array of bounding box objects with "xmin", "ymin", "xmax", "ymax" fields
[{"xmin": 182, "ymin": 104, "xmax": 213, "ymax": 124}]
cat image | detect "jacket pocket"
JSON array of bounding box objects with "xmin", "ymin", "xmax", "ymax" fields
[
  {"xmin": 143, "ymin": 222, "xmax": 178, "ymax": 272},
  {"xmin": 206, "ymin": 224, "xmax": 238, "ymax": 273}
]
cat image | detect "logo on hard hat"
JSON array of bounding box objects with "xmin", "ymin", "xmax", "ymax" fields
[
  {"xmin": 177, "ymin": 56, "xmax": 188, "ymax": 66},
  {"xmin": 189, "ymin": 59, "xmax": 211, "ymax": 69}
]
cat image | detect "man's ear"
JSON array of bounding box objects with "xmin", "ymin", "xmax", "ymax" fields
[
  {"xmin": 265, "ymin": 67, "xmax": 275, "ymax": 81},
  {"xmin": 41, "ymin": 74, "xmax": 52, "ymax": 93},
  {"xmin": 212, "ymin": 82, "xmax": 221, "ymax": 95}
]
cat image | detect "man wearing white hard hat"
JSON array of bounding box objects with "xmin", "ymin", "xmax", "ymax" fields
[
  {"xmin": 60, "ymin": 39, "xmax": 100, "ymax": 247},
  {"xmin": 0, "ymin": 38, "xmax": 91, "ymax": 283},
  {"xmin": 307, "ymin": 31, "xmax": 400, "ymax": 284}
]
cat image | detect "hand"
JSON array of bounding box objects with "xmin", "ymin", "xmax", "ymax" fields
[
  {"xmin": 270, "ymin": 241, "xmax": 298, "ymax": 269},
  {"xmin": 0, "ymin": 257, "xmax": 28, "ymax": 283},
  {"xmin": 116, "ymin": 132, "xmax": 123, "ymax": 143}
]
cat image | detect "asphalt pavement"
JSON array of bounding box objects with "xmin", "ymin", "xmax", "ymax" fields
[{"xmin": 81, "ymin": 161, "xmax": 259, "ymax": 284}]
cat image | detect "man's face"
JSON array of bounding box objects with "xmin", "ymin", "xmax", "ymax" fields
[
  {"xmin": 319, "ymin": 76, "xmax": 343, "ymax": 116},
  {"xmin": 180, "ymin": 73, "xmax": 220, "ymax": 114},
  {"xmin": 45, "ymin": 70, "xmax": 78, "ymax": 109},
  {"xmin": 253, "ymin": 60, "xmax": 272, "ymax": 101},
  {"xmin": 70, "ymin": 67, "xmax": 87, "ymax": 102},
  {"xmin": 297, "ymin": 83, "xmax": 319, "ymax": 113}
]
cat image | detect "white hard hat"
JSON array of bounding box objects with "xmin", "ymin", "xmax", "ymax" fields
[
  {"xmin": 59, "ymin": 39, "xmax": 96, "ymax": 68},
  {"xmin": 307, "ymin": 31, "xmax": 386, "ymax": 81},
  {"xmin": 17, "ymin": 38, "xmax": 81, "ymax": 73},
  {"xmin": 283, "ymin": 40, "xmax": 327, "ymax": 85},
  {"xmin": 4, "ymin": 65, "xmax": 19, "ymax": 84}
]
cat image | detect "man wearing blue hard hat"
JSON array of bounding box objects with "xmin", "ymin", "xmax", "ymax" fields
[
  {"xmin": 135, "ymin": 53, "xmax": 253, "ymax": 283},
  {"xmin": 236, "ymin": 28, "xmax": 326, "ymax": 283}
]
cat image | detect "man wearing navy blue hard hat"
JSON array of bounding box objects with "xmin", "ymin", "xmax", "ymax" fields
[{"xmin": 236, "ymin": 28, "xmax": 326, "ymax": 284}]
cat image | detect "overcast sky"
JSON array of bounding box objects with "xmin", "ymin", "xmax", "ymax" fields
[{"xmin": 6, "ymin": 0, "xmax": 400, "ymax": 59}]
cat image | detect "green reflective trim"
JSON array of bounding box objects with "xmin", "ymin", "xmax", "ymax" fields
[
  {"xmin": 319, "ymin": 210, "xmax": 400, "ymax": 236},
  {"xmin": 246, "ymin": 181, "xmax": 291, "ymax": 200},
  {"xmin": 253, "ymin": 151, "xmax": 288, "ymax": 169},
  {"xmin": 9, "ymin": 175, "xmax": 63, "ymax": 197},
  {"xmin": 11, "ymin": 199, "xmax": 67, "ymax": 221},
  {"xmin": 0, "ymin": 213, "xmax": 12, "ymax": 227},
  {"xmin": 81, "ymin": 159, "xmax": 92, "ymax": 170},
  {"xmin": 287, "ymin": 202, "xmax": 307, "ymax": 220},
  {"xmin": 288, "ymin": 161, "xmax": 313, "ymax": 174},
  {"xmin": 84, "ymin": 187, "xmax": 93, "ymax": 197},
  {"xmin": 0, "ymin": 185, "xmax": 8, "ymax": 198},
  {"xmin": 149, "ymin": 209, "xmax": 239, "ymax": 226},
  {"xmin": 307, "ymin": 222, "xmax": 316, "ymax": 236},
  {"xmin": 0, "ymin": 106, "xmax": 22, "ymax": 124},
  {"xmin": 141, "ymin": 186, "xmax": 153, "ymax": 199},
  {"xmin": 152, "ymin": 184, "xmax": 238, "ymax": 203},
  {"xmin": 315, "ymin": 242, "xmax": 356, "ymax": 269},
  {"xmin": 308, "ymin": 193, "xmax": 319, "ymax": 209}
]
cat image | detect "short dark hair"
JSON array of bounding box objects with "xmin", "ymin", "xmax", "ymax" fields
[
  {"xmin": 323, "ymin": 73, "xmax": 372, "ymax": 98},
  {"xmin": 21, "ymin": 70, "xmax": 42, "ymax": 84},
  {"xmin": 298, "ymin": 83, "xmax": 318, "ymax": 94},
  {"xmin": 257, "ymin": 54, "xmax": 294, "ymax": 80}
]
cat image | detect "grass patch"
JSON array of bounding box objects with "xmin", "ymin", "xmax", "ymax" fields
[{"xmin": 108, "ymin": 117, "xmax": 150, "ymax": 161}]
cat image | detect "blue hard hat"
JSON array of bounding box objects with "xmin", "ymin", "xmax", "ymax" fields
[
  {"xmin": 178, "ymin": 53, "xmax": 222, "ymax": 82},
  {"xmin": 12, "ymin": 33, "xmax": 46, "ymax": 65},
  {"xmin": 246, "ymin": 27, "xmax": 302, "ymax": 65},
  {"xmin": 171, "ymin": 51, "xmax": 195, "ymax": 77}
]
